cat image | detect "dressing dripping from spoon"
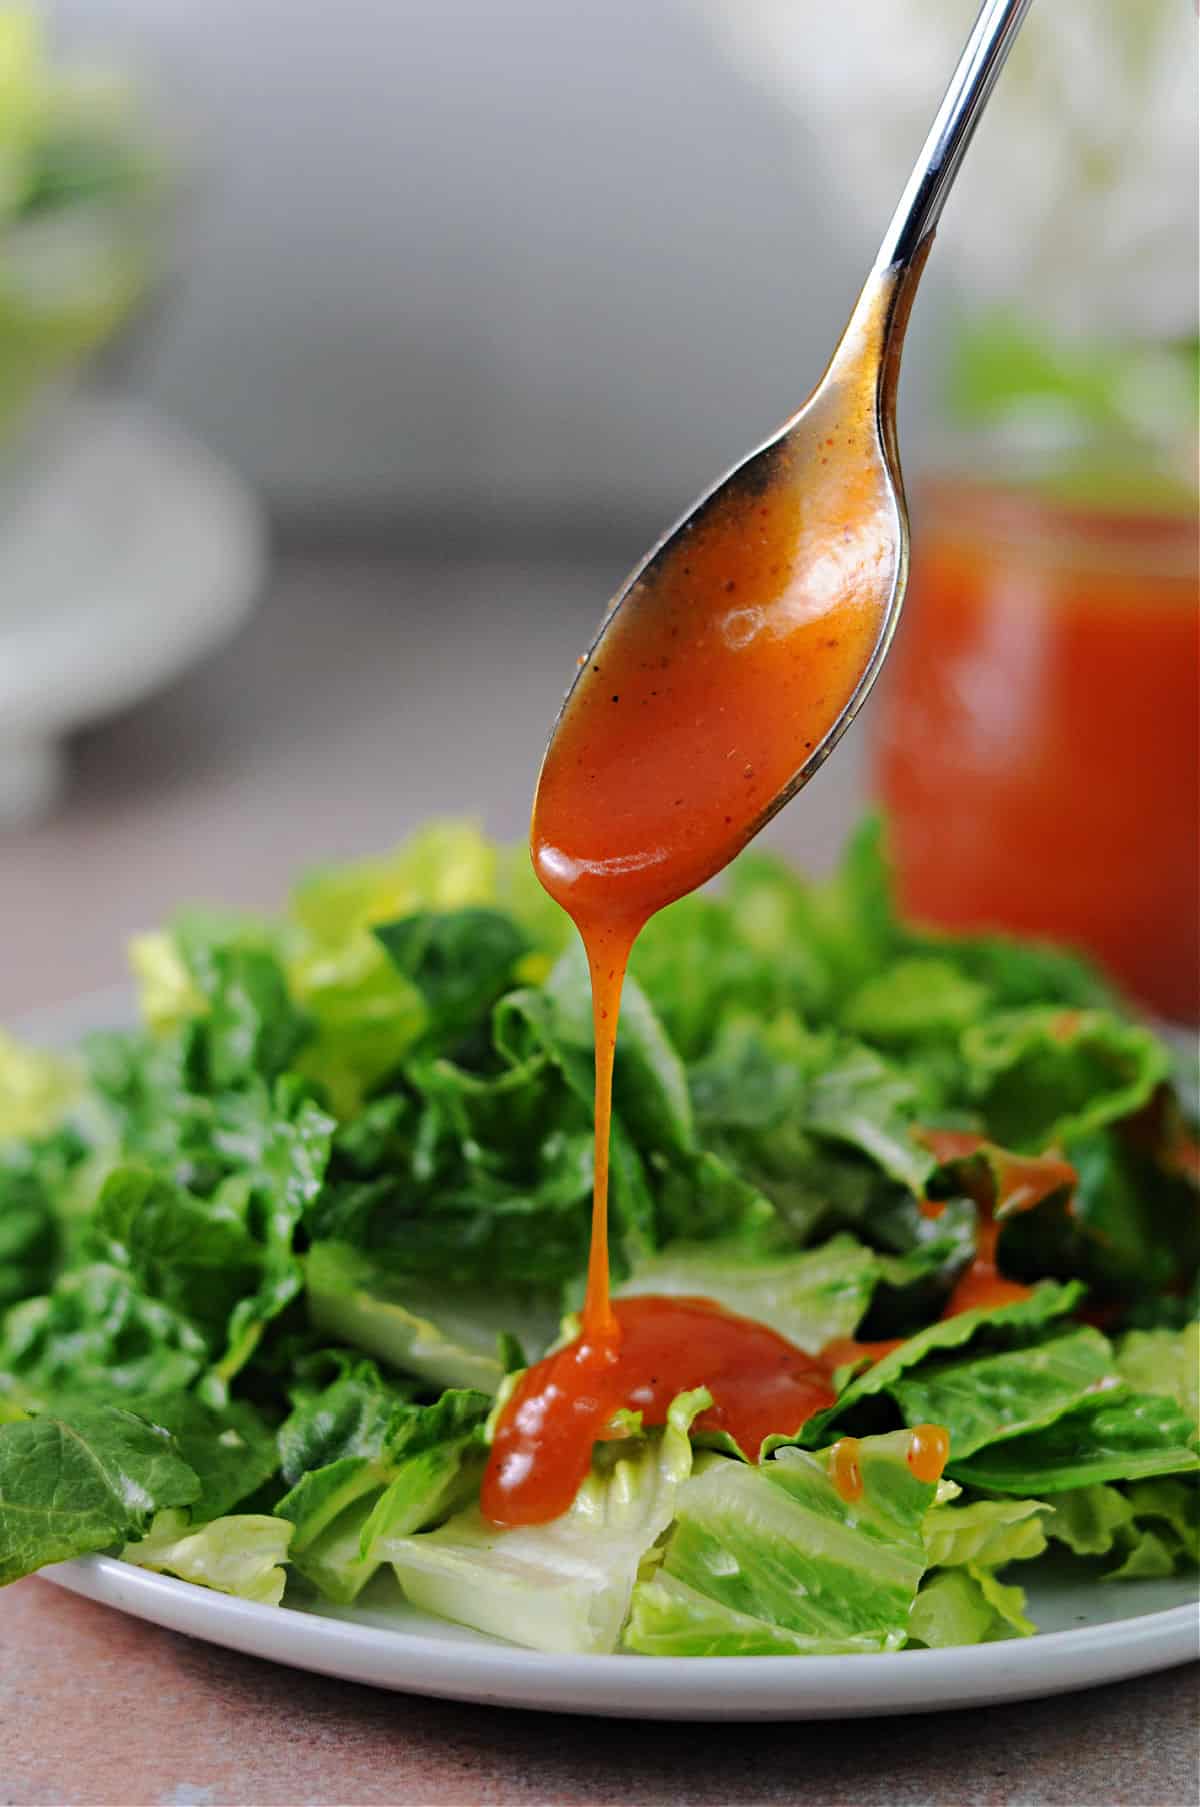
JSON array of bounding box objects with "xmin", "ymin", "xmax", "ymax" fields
[{"xmin": 482, "ymin": 0, "xmax": 1035, "ymax": 1527}]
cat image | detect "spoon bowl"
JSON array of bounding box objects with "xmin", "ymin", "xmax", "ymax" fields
[{"xmin": 531, "ymin": 0, "xmax": 1035, "ymax": 932}]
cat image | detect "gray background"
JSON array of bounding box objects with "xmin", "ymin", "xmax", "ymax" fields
[{"xmin": 54, "ymin": 0, "xmax": 944, "ymax": 526}]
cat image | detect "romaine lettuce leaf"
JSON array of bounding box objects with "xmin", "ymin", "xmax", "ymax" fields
[
  {"xmin": 802, "ymin": 1044, "xmax": 936, "ymax": 1195},
  {"xmin": 1, "ymin": 1263, "xmax": 208, "ymax": 1401},
  {"xmin": 285, "ymin": 823, "xmax": 568, "ymax": 1113},
  {"xmin": 198, "ymin": 948, "xmax": 312, "ymax": 1092},
  {"xmin": 922, "ymin": 1496, "xmax": 1049, "ymax": 1569},
  {"xmin": 385, "ymin": 1390, "xmax": 707, "ymax": 1654},
  {"xmin": 951, "ymin": 1391, "xmax": 1200, "ymax": 1494},
  {"xmin": 304, "ymin": 1241, "xmax": 543, "ymax": 1392},
  {"xmin": 616, "ymin": 1233, "xmax": 879, "ymax": 1354},
  {"xmin": 624, "ymin": 1572, "xmax": 885, "ymax": 1657},
  {"xmin": 907, "ymin": 1565, "xmax": 1035, "ymax": 1647},
  {"xmin": 125, "ymin": 1391, "xmax": 278, "ymax": 1522},
  {"xmin": 0, "ymin": 1402, "xmax": 198, "ymax": 1583},
  {"xmin": 961, "ymin": 1008, "xmax": 1171, "ymax": 1152},
  {"xmin": 274, "ymin": 1368, "xmax": 489, "ymax": 1604},
  {"xmin": 0, "ymin": 1126, "xmax": 86, "ymax": 1309},
  {"xmin": 128, "ymin": 931, "xmax": 207, "ymax": 1035},
  {"xmin": 373, "ymin": 908, "xmax": 531, "ymax": 1045},
  {"xmin": 907, "ymin": 927, "xmax": 1116, "ymax": 1014},
  {"xmin": 1113, "ymin": 1479, "xmax": 1199, "ymax": 1573},
  {"xmin": 1043, "ymin": 1482, "xmax": 1135, "ymax": 1556},
  {"xmin": 291, "ymin": 822, "xmax": 503, "ymax": 944},
  {"xmin": 840, "ymin": 958, "xmax": 990, "ymax": 1046},
  {"xmin": 1115, "ymin": 1324, "xmax": 1199, "ymax": 1437},
  {"xmin": 205, "ymin": 1082, "xmax": 336, "ymax": 1395},
  {"xmin": 625, "ymin": 1427, "xmax": 938, "ymax": 1657},
  {"xmin": 1043, "ymin": 1477, "xmax": 1199, "ymax": 1578},
  {"xmin": 122, "ymin": 1508, "xmax": 292, "ymax": 1605},
  {"xmin": 792, "ymin": 1281, "xmax": 1083, "ymax": 1448},
  {"xmin": 890, "ymin": 1326, "xmax": 1118, "ymax": 1459},
  {"xmin": 89, "ymin": 1165, "xmax": 262, "ymax": 1350}
]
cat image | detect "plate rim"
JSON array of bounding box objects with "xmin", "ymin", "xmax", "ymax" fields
[{"xmin": 43, "ymin": 1554, "xmax": 1200, "ymax": 1722}]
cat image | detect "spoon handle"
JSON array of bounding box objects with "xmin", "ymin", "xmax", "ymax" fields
[{"xmin": 874, "ymin": 0, "xmax": 1036, "ymax": 273}]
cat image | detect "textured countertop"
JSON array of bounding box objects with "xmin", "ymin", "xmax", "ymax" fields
[
  {"xmin": 3, "ymin": 1579, "xmax": 1198, "ymax": 1807},
  {"xmin": 2, "ymin": 549, "xmax": 1197, "ymax": 1805}
]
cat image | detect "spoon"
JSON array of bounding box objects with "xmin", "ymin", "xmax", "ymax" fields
[{"xmin": 532, "ymin": 0, "xmax": 1037, "ymax": 932}]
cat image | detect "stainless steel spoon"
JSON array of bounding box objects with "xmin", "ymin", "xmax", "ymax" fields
[{"xmin": 534, "ymin": 0, "xmax": 1037, "ymax": 902}]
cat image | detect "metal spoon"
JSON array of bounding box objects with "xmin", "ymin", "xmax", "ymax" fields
[{"xmin": 533, "ymin": 0, "xmax": 1036, "ymax": 918}]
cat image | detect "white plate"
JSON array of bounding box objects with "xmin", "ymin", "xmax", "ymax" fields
[
  {"xmin": 15, "ymin": 1000, "xmax": 1200, "ymax": 1721},
  {"xmin": 0, "ymin": 397, "xmax": 265, "ymax": 822},
  {"xmin": 42, "ymin": 1556, "xmax": 1199, "ymax": 1721}
]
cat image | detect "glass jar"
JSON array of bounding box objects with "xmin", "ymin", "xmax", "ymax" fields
[{"xmin": 873, "ymin": 466, "xmax": 1199, "ymax": 1023}]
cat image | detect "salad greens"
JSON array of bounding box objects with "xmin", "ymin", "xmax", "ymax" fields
[{"xmin": 1, "ymin": 817, "xmax": 1196, "ymax": 1656}]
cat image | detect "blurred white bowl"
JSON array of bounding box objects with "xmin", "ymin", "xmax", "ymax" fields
[{"xmin": 0, "ymin": 394, "xmax": 266, "ymax": 824}]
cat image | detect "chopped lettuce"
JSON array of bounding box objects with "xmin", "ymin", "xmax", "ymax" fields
[
  {"xmin": 617, "ymin": 1233, "xmax": 879, "ymax": 1354},
  {"xmin": 0, "ymin": 1125, "xmax": 87, "ymax": 1309},
  {"xmin": 890, "ymin": 1327, "xmax": 1118, "ymax": 1460},
  {"xmin": 0, "ymin": 1402, "xmax": 198, "ymax": 1582},
  {"xmin": 305, "ymin": 1241, "xmax": 542, "ymax": 1393},
  {"xmin": 792, "ymin": 1281, "xmax": 1083, "ymax": 1448},
  {"xmin": 275, "ymin": 1364, "xmax": 489, "ymax": 1602},
  {"xmin": 385, "ymin": 1390, "xmax": 707, "ymax": 1654},
  {"xmin": 122, "ymin": 1508, "xmax": 292, "ymax": 1605},
  {"xmin": 950, "ymin": 1391, "xmax": 1200, "ymax": 1494},
  {"xmin": 840, "ymin": 958, "xmax": 991, "ymax": 1046},
  {"xmin": 907, "ymin": 1566, "xmax": 1035, "ymax": 1647},
  {"xmin": 922, "ymin": 1496, "xmax": 1049, "ymax": 1570},
  {"xmin": 123, "ymin": 1391, "xmax": 278, "ymax": 1522},
  {"xmin": 2, "ymin": 1264, "xmax": 209, "ymax": 1401},
  {"xmin": 625, "ymin": 1428, "xmax": 939, "ymax": 1657},
  {"xmin": 373, "ymin": 908, "xmax": 532, "ymax": 1045},
  {"xmin": 960, "ymin": 1009, "xmax": 1171, "ymax": 1151},
  {"xmin": 1115, "ymin": 1324, "xmax": 1199, "ymax": 1437},
  {"xmin": 1043, "ymin": 1477, "xmax": 1199, "ymax": 1579}
]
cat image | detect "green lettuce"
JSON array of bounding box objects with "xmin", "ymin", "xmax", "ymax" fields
[
  {"xmin": 1115, "ymin": 1324, "xmax": 1199, "ymax": 1437},
  {"xmin": 287, "ymin": 823, "xmax": 567, "ymax": 1113},
  {"xmin": 373, "ymin": 908, "xmax": 532, "ymax": 1045},
  {"xmin": 891, "ymin": 1326, "xmax": 1118, "ymax": 1460},
  {"xmin": 1, "ymin": 811, "xmax": 1196, "ymax": 1639},
  {"xmin": 961, "ymin": 1008, "xmax": 1171, "ymax": 1151},
  {"xmin": 625, "ymin": 1428, "xmax": 939, "ymax": 1657},
  {"xmin": 122, "ymin": 1508, "xmax": 293, "ymax": 1605},
  {"xmin": 951, "ymin": 1391, "xmax": 1200, "ymax": 1494},
  {"xmin": 616, "ymin": 1233, "xmax": 879, "ymax": 1354},
  {"xmin": 385, "ymin": 1391, "xmax": 707, "ymax": 1654},
  {"xmin": 840, "ymin": 958, "xmax": 991, "ymax": 1046},
  {"xmin": 907, "ymin": 1566, "xmax": 1035, "ymax": 1647},
  {"xmin": 124, "ymin": 1391, "xmax": 279, "ymax": 1522},
  {"xmin": 305, "ymin": 1241, "xmax": 542, "ymax": 1393},
  {"xmin": 0, "ymin": 1126, "xmax": 87, "ymax": 1310},
  {"xmin": 0, "ymin": 1402, "xmax": 198, "ymax": 1582},
  {"xmin": 922, "ymin": 1496, "xmax": 1049, "ymax": 1569},
  {"xmin": 793, "ymin": 1281, "xmax": 1083, "ymax": 1448},
  {"xmin": 274, "ymin": 1364, "xmax": 489, "ymax": 1604},
  {"xmin": 1, "ymin": 1264, "xmax": 208, "ymax": 1401},
  {"xmin": 1044, "ymin": 1477, "xmax": 1199, "ymax": 1579}
]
